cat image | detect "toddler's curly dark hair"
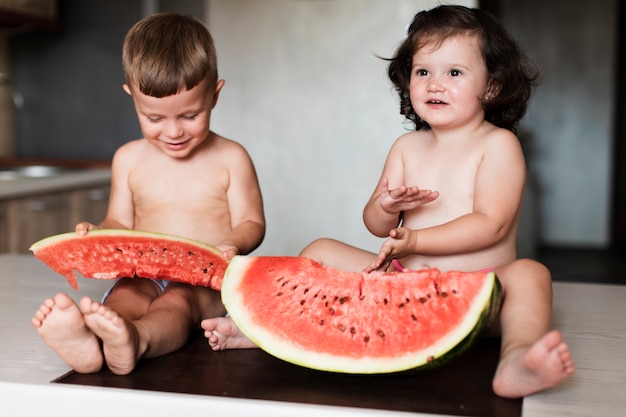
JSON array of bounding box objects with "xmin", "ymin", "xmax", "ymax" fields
[{"xmin": 388, "ymin": 5, "xmax": 539, "ymax": 133}]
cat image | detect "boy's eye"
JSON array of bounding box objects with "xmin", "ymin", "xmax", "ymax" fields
[
  {"xmin": 449, "ymin": 69, "xmax": 462, "ymax": 77},
  {"xmin": 147, "ymin": 116, "xmax": 162, "ymax": 122},
  {"xmin": 182, "ymin": 114, "xmax": 198, "ymax": 120}
]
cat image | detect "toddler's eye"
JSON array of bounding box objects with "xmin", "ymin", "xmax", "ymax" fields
[
  {"xmin": 182, "ymin": 114, "xmax": 198, "ymax": 120},
  {"xmin": 449, "ymin": 69, "xmax": 462, "ymax": 77},
  {"xmin": 416, "ymin": 69, "xmax": 428, "ymax": 76},
  {"xmin": 147, "ymin": 116, "xmax": 162, "ymax": 123}
]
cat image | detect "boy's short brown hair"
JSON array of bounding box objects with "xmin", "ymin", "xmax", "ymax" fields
[{"xmin": 122, "ymin": 12, "xmax": 218, "ymax": 98}]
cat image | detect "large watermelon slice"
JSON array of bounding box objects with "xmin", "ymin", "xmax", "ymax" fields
[
  {"xmin": 221, "ymin": 256, "xmax": 502, "ymax": 374},
  {"xmin": 30, "ymin": 229, "xmax": 227, "ymax": 291}
]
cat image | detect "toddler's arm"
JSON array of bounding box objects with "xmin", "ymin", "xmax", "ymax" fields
[{"xmin": 364, "ymin": 177, "xmax": 438, "ymax": 237}]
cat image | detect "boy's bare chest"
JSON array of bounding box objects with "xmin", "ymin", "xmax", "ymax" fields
[{"xmin": 128, "ymin": 161, "xmax": 228, "ymax": 207}]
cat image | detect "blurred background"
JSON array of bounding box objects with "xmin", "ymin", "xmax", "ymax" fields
[{"xmin": 0, "ymin": 0, "xmax": 623, "ymax": 262}]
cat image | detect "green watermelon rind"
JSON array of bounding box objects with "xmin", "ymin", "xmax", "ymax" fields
[
  {"xmin": 30, "ymin": 229, "xmax": 222, "ymax": 254},
  {"xmin": 410, "ymin": 276, "xmax": 502, "ymax": 372},
  {"xmin": 30, "ymin": 229, "xmax": 226, "ymax": 290},
  {"xmin": 222, "ymin": 255, "xmax": 502, "ymax": 374}
]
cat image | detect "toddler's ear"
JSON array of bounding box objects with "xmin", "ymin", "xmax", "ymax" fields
[
  {"xmin": 122, "ymin": 84, "xmax": 132, "ymax": 96},
  {"xmin": 484, "ymin": 80, "xmax": 501, "ymax": 100}
]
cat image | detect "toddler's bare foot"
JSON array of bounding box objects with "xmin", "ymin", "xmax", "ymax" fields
[
  {"xmin": 80, "ymin": 297, "xmax": 141, "ymax": 375},
  {"xmin": 201, "ymin": 317, "xmax": 257, "ymax": 350},
  {"xmin": 31, "ymin": 293, "xmax": 103, "ymax": 374},
  {"xmin": 493, "ymin": 330, "xmax": 575, "ymax": 398}
]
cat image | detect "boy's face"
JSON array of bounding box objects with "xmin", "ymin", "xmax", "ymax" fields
[
  {"xmin": 409, "ymin": 35, "xmax": 489, "ymax": 130},
  {"xmin": 124, "ymin": 78, "xmax": 224, "ymax": 159}
]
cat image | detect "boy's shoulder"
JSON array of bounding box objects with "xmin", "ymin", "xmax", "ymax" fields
[
  {"xmin": 208, "ymin": 133, "xmax": 252, "ymax": 157},
  {"xmin": 116, "ymin": 138, "xmax": 146, "ymax": 153},
  {"xmin": 111, "ymin": 138, "xmax": 152, "ymax": 167}
]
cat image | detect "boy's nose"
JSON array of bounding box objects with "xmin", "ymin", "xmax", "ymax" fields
[{"xmin": 165, "ymin": 121, "xmax": 184, "ymax": 138}]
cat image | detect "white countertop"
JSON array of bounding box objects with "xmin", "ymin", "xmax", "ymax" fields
[
  {"xmin": 0, "ymin": 168, "xmax": 111, "ymax": 200},
  {"xmin": 0, "ymin": 254, "xmax": 625, "ymax": 417}
]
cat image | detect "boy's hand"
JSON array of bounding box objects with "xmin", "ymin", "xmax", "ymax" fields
[
  {"xmin": 363, "ymin": 227, "xmax": 417, "ymax": 273},
  {"xmin": 75, "ymin": 222, "xmax": 100, "ymax": 236},
  {"xmin": 379, "ymin": 177, "xmax": 439, "ymax": 214},
  {"xmin": 216, "ymin": 244, "xmax": 239, "ymax": 261}
]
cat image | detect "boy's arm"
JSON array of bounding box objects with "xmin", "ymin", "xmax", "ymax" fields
[
  {"xmin": 217, "ymin": 144, "xmax": 265, "ymax": 259},
  {"xmin": 76, "ymin": 143, "xmax": 136, "ymax": 235}
]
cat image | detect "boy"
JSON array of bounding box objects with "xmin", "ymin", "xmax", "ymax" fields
[{"xmin": 32, "ymin": 12, "xmax": 265, "ymax": 376}]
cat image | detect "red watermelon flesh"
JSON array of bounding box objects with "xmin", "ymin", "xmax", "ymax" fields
[
  {"xmin": 221, "ymin": 256, "xmax": 501, "ymax": 374},
  {"xmin": 30, "ymin": 229, "xmax": 227, "ymax": 290}
]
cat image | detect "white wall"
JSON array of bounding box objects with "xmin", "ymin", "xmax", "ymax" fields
[{"xmin": 207, "ymin": 0, "xmax": 475, "ymax": 256}]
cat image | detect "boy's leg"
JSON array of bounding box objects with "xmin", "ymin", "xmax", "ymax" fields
[
  {"xmin": 492, "ymin": 259, "xmax": 575, "ymax": 398},
  {"xmin": 31, "ymin": 292, "xmax": 103, "ymax": 373},
  {"xmin": 82, "ymin": 281, "xmax": 222, "ymax": 375},
  {"xmin": 101, "ymin": 278, "xmax": 163, "ymax": 319},
  {"xmin": 138, "ymin": 283, "xmax": 225, "ymax": 357},
  {"xmin": 78, "ymin": 278, "xmax": 170, "ymax": 375}
]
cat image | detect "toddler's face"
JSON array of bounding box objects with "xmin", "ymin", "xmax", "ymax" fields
[
  {"xmin": 125, "ymin": 79, "xmax": 223, "ymax": 159},
  {"xmin": 408, "ymin": 34, "xmax": 489, "ymax": 130}
]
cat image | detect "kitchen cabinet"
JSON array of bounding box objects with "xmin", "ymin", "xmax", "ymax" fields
[
  {"xmin": 3, "ymin": 185, "xmax": 110, "ymax": 254},
  {"xmin": 70, "ymin": 185, "xmax": 110, "ymax": 226},
  {"xmin": 7, "ymin": 191, "xmax": 71, "ymax": 253},
  {"xmin": 0, "ymin": 0, "xmax": 58, "ymax": 31}
]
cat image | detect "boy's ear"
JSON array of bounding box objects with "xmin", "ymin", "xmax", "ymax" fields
[
  {"xmin": 212, "ymin": 79, "xmax": 225, "ymax": 108},
  {"xmin": 122, "ymin": 84, "xmax": 132, "ymax": 96}
]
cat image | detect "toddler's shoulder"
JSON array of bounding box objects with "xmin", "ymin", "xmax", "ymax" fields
[{"xmin": 482, "ymin": 126, "xmax": 522, "ymax": 149}]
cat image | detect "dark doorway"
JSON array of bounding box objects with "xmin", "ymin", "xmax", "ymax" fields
[
  {"xmin": 613, "ymin": 1, "xmax": 626, "ymax": 253},
  {"xmin": 480, "ymin": 0, "xmax": 624, "ymax": 253}
]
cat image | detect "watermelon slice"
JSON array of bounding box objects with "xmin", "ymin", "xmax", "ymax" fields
[
  {"xmin": 30, "ymin": 229, "xmax": 227, "ymax": 290},
  {"xmin": 221, "ymin": 256, "xmax": 502, "ymax": 374}
]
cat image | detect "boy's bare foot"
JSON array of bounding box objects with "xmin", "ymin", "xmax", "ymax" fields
[
  {"xmin": 31, "ymin": 293, "xmax": 103, "ymax": 374},
  {"xmin": 80, "ymin": 297, "xmax": 142, "ymax": 375},
  {"xmin": 493, "ymin": 330, "xmax": 575, "ymax": 398},
  {"xmin": 201, "ymin": 317, "xmax": 257, "ymax": 350}
]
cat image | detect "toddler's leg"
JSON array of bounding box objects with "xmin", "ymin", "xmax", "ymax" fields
[
  {"xmin": 201, "ymin": 317, "xmax": 257, "ymax": 350},
  {"xmin": 299, "ymin": 237, "xmax": 376, "ymax": 271},
  {"xmin": 31, "ymin": 293, "xmax": 103, "ymax": 373},
  {"xmin": 492, "ymin": 259, "xmax": 575, "ymax": 398}
]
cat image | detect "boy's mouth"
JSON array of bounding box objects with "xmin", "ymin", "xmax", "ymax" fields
[{"xmin": 163, "ymin": 138, "xmax": 191, "ymax": 149}]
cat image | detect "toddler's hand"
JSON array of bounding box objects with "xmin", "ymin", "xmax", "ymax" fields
[
  {"xmin": 363, "ymin": 227, "xmax": 417, "ymax": 273},
  {"xmin": 379, "ymin": 177, "xmax": 438, "ymax": 214}
]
